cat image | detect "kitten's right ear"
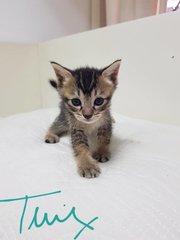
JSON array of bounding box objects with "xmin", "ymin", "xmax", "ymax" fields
[
  {"xmin": 50, "ymin": 61, "xmax": 73, "ymax": 87},
  {"xmin": 101, "ymin": 60, "xmax": 121, "ymax": 87}
]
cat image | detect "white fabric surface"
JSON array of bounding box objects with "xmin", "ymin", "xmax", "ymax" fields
[{"xmin": 0, "ymin": 108, "xmax": 180, "ymax": 240}]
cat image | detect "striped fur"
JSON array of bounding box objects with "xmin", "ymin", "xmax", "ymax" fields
[{"xmin": 74, "ymin": 67, "xmax": 99, "ymax": 95}]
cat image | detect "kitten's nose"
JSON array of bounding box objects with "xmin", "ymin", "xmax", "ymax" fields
[
  {"xmin": 83, "ymin": 114, "xmax": 92, "ymax": 120},
  {"xmin": 82, "ymin": 107, "xmax": 93, "ymax": 120}
]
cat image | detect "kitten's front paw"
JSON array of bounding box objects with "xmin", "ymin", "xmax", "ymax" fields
[
  {"xmin": 78, "ymin": 162, "xmax": 101, "ymax": 178},
  {"xmin": 45, "ymin": 132, "xmax": 60, "ymax": 143},
  {"xmin": 93, "ymin": 153, "xmax": 110, "ymax": 163}
]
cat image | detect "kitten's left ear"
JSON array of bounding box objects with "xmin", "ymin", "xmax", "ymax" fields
[{"xmin": 102, "ymin": 60, "xmax": 121, "ymax": 86}]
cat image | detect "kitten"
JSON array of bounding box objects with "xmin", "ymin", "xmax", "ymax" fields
[{"xmin": 45, "ymin": 60, "xmax": 121, "ymax": 178}]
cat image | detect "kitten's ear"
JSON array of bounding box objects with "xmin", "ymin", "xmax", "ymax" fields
[
  {"xmin": 50, "ymin": 61, "xmax": 73, "ymax": 87},
  {"xmin": 101, "ymin": 60, "xmax": 121, "ymax": 86}
]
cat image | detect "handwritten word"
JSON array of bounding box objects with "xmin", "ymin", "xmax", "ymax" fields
[{"xmin": 0, "ymin": 190, "xmax": 98, "ymax": 239}]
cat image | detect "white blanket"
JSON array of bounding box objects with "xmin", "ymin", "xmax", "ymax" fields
[{"xmin": 0, "ymin": 108, "xmax": 180, "ymax": 240}]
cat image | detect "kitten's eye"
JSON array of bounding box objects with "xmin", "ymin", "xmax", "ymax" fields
[
  {"xmin": 94, "ymin": 97, "xmax": 104, "ymax": 106},
  {"xmin": 71, "ymin": 98, "xmax": 81, "ymax": 106}
]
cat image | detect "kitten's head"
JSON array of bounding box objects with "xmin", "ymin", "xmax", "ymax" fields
[{"xmin": 50, "ymin": 60, "xmax": 121, "ymax": 124}]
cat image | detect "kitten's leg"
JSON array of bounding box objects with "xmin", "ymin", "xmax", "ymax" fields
[
  {"xmin": 71, "ymin": 129, "xmax": 100, "ymax": 178},
  {"xmin": 93, "ymin": 122, "xmax": 112, "ymax": 163},
  {"xmin": 45, "ymin": 114, "xmax": 69, "ymax": 143}
]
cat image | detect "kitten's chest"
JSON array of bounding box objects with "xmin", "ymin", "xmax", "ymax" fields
[
  {"xmin": 83, "ymin": 117, "xmax": 103, "ymax": 135},
  {"xmin": 83, "ymin": 119, "xmax": 103, "ymax": 149},
  {"xmin": 85, "ymin": 127, "xmax": 98, "ymax": 152}
]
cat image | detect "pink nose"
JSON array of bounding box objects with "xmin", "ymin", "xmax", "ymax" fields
[
  {"xmin": 83, "ymin": 114, "xmax": 92, "ymax": 119},
  {"xmin": 82, "ymin": 108, "xmax": 93, "ymax": 119}
]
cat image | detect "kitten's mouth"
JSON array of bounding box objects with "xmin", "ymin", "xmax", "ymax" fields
[{"xmin": 75, "ymin": 114, "xmax": 101, "ymax": 124}]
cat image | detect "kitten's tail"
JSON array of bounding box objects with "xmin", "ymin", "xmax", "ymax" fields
[{"xmin": 49, "ymin": 79, "xmax": 58, "ymax": 89}]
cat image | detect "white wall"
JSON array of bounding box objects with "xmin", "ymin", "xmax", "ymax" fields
[
  {"xmin": 0, "ymin": 0, "xmax": 91, "ymax": 43},
  {"xmin": 0, "ymin": 43, "xmax": 41, "ymax": 116},
  {"xmin": 39, "ymin": 12, "xmax": 180, "ymax": 126},
  {"xmin": 0, "ymin": 11, "xmax": 180, "ymax": 125}
]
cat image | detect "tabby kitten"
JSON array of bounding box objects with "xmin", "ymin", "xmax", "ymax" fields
[{"xmin": 45, "ymin": 60, "xmax": 121, "ymax": 178}]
